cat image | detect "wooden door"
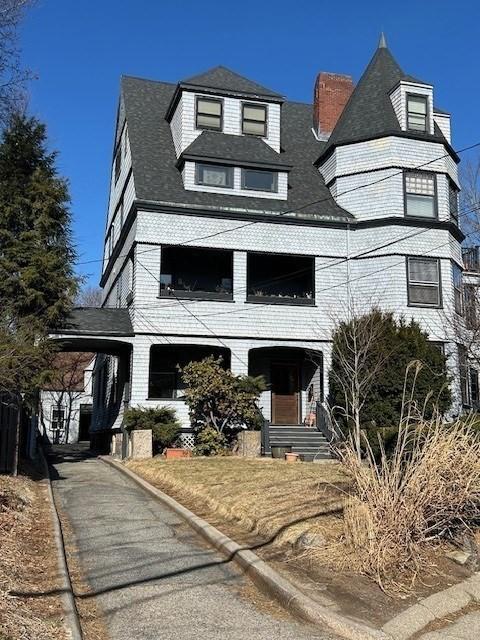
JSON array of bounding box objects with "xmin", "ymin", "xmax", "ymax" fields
[{"xmin": 271, "ymin": 362, "xmax": 300, "ymax": 425}]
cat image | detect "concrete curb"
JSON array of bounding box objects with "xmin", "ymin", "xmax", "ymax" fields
[
  {"xmin": 100, "ymin": 455, "xmax": 390, "ymax": 640},
  {"xmin": 39, "ymin": 448, "xmax": 83, "ymax": 640},
  {"xmin": 382, "ymin": 573, "xmax": 480, "ymax": 640}
]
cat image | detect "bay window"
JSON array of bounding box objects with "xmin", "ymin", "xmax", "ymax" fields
[{"xmin": 405, "ymin": 171, "xmax": 437, "ymax": 218}]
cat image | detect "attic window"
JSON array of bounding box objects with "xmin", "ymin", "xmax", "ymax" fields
[
  {"xmin": 407, "ymin": 94, "xmax": 428, "ymax": 132},
  {"xmin": 196, "ymin": 97, "xmax": 223, "ymax": 131},
  {"xmin": 195, "ymin": 163, "xmax": 233, "ymax": 188},
  {"xmin": 242, "ymin": 103, "xmax": 267, "ymax": 137}
]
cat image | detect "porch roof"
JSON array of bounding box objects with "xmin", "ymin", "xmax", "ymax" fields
[{"xmin": 53, "ymin": 308, "xmax": 134, "ymax": 337}]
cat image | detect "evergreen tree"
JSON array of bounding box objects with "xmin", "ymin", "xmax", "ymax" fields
[
  {"xmin": 329, "ymin": 310, "xmax": 451, "ymax": 432},
  {"xmin": 0, "ymin": 114, "xmax": 78, "ymax": 394}
]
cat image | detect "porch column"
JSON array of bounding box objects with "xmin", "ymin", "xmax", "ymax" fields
[
  {"xmin": 129, "ymin": 339, "xmax": 150, "ymax": 406},
  {"xmin": 233, "ymin": 251, "xmax": 247, "ymax": 304},
  {"xmin": 230, "ymin": 343, "xmax": 249, "ymax": 377}
]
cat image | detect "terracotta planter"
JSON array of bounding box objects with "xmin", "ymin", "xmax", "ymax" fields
[
  {"xmin": 165, "ymin": 448, "xmax": 192, "ymax": 459},
  {"xmin": 285, "ymin": 452, "xmax": 299, "ymax": 463}
]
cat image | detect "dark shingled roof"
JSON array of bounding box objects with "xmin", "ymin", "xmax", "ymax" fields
[
  {"xmin": 59, "ymin": 308, "xmax": 134, "ymax": 336},
  {"xmin": 318, "ymin": 46, "xmax": 449, "ymax": 161},
  {"xmin": 180, "ymin": 131, "xmax": 292, "ymax": 170},
  {"xmin": 181, "ymin": 66, "xmax": 283, "ymax": 100},
  {"xmin": 121, "ymin": 76, "xmax": 353, "ymax": 220}
]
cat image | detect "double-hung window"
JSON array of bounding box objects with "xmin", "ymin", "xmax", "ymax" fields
[
  {"xmin": 449, "ymin": 181, "xmax": 459, "ymax": 225},
  {"xmin": 407, "ymin": 94, "xmax": 428, "ymax": 132},
  {"xmin": 242, "ymin": 103, "xmax": 267, "ymax": 136},
  {"xmin": 196, "ymin": 97, "xmax": 223, "ymax": 131},
  {"xmin": 196, "ymin": 163, "xmax": 233, "ymax": 188},
  {"xmin": 453, "ymin": 263, "xmax": 463, "ymax": 315},
  {"xmin": 405, "ymin": 171, "xmax": 437, "ymax": 218},
  {"xmin": 407, "ymin": 257, "xmax": 441, "ymax": 307}
]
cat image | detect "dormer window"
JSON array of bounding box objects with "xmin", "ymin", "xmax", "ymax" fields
[
  {"xmin": 242, "ymin": 168, "xmax": 277, "ymax": 192},
  {"xmin": 404, "ymin": 171, "xmax": 437, "ymax": 219},
  {"xmin": 242, "ymin": 103, "xmax": 267, "ymax": 136},
  {"xmin": 407, "ymin": 94, "xmax": 428, "ymax": 132},
  {"xmin": 195, "ymin": 163, "xmax": 233, "ymax": 188},
  {"xmin": 196, "ymin": 97, "xmax": 223, "ymax": 131}
]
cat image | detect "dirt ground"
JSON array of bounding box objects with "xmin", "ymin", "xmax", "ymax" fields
[
  {"xmin": 127, "ymin": 456, "xmax": 474, "ymax": 626},
  {"xmin": 0, "ymin": 462, "xmax": 67, "ymax": 640}
]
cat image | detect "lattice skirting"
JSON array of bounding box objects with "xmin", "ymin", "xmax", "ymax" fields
[{"xmin": 179, "ymin": 431, "xmax": 195, "ymax": 450}]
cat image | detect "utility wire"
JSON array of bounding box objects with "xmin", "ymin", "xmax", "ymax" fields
[
  {"xmin": 117, "ymin": 199, "xmax": 480, "ymax": 318},
  {"xmin": 107, "ymin": 198, "xmax": 480, "ymax": 313},
  {"xmin": 75, "ymin": 140, "xmax": 480, "ymax": 268}
]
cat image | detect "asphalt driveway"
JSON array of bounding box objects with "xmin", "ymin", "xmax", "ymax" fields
[{"xmin": 49, "ymin": 445, "xmax": 336, "ymax": 640}]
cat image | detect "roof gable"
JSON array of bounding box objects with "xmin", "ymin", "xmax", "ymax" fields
[{"xmin": 181, "ymin": 66, "xmax": 283, "ymax": 100}]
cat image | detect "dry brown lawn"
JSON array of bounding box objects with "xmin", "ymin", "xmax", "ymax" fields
[
  {"xmin": 0, "ymin": 469, "xmax": 67, "ymax": 640},
  {"xmin": 126, "ymin": 457, "xmax": 348, "ymax": 546}
]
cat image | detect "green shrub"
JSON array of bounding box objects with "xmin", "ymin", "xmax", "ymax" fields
[
  {"xmin": 362, "ymin": 427, "xmax": 399, "ymax": 461},
  {"xmin": 181, "ymin": 356, "xmax": 266, "ymax": 438},
  {"xmin": 329, "ymin": 310, "xmax": 451, "ymax": 431},
  {"xmin": 193, "ymin": 426, "xmax": 228, "ymax": 456},
  {"xmin": 124, "ymin": 407, "xmax": 181, "ymax": 454}
]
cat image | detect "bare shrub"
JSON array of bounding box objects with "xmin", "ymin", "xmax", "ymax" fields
[{"xmin": 338, "ymin": 415, "xmax": 480, "ymax": 590}]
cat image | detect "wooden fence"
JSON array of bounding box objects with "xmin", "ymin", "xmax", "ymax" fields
[{"xmin": 0, "ymin": 393, "xmax": 20, "ymax": 474}]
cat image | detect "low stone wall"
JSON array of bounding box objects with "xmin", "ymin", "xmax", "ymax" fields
[
  {"xmin": 236, "ymin": 430, "xmax": 261, "ymax": 458},
  {"xmin": 130, "ymin": 429, "xmax": 153, "ymax": 459}
]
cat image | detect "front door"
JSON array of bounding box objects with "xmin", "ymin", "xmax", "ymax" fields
[{"xmin": 271, "ymin": 362, "xmax": 300, "ymax": 425}]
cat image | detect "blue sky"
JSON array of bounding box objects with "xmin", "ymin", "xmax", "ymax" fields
[{"xmin": 20, "ymin": 0, "xmax": 480, "ymax": 288}]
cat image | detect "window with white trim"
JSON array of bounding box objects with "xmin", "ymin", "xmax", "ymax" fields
[
  {"xmin": 51, "ymin": 407, "xmax": 65, "ymax": 432},
  {"xmin": 195, "ymin": 163, "xmax": 233, "ymax": 188},
  {"xmin": 405, "ymin": 171, "xmax": 436, "ymax": 218},
  {"xmin": 407, "ymin": 257, "xmax": 441, "ymax": 307},
  {"xmin": 407, "ymin": 94, "xmax": 428, "ymax": 132},
  {"xmin": 242, "ymin": 103, "xmax": 267, "ymax": 136},
  {"xmin": 196, "ymin": 97, "xmax": 223, "ymax": 131}
]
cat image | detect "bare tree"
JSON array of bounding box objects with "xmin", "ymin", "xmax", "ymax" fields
[
  {"xmin": 76, "ymin": 285, "xmax": 103, "ymax": 307},
  {"xmin": 329, "ymin": 305, "xmax": 393, "ymax": 461},
  {"xmin": 39, "ymin": 352, "xmax": 94, "ymax": 443},
  {"xmin": 0, "ymin": 0, "xmax": 34, "ymax": 126}
]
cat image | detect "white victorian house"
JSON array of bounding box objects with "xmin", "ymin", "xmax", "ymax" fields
[{"xmin": 51, "ymin": 36, "xmax": 467, "ymax": 457}]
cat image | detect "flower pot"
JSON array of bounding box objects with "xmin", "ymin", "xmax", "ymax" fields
[
  {"xmin": 285, "ymin": 452, "xmax": 299, "ymax": 463},
  {"xmin": 165, "ymin": 448, "xmax": 192, "ymax": 459},
  {"xmin": 271, "ymin": 445, "xmax": 292, "ymax": 459}
]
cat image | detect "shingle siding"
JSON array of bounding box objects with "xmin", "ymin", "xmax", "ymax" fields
[{"xmin": 91, "ymin": 53, "xmax": 466, "ymax": 435}]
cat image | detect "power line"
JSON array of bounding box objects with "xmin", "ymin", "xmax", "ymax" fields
[
  {"xmin": 75, "ymin": 140, "xmax": 480, "ymax": 268},
  {"xmin": 133, "ymin": 225, "xmax": 478, "ymax": 325},
  {"xmin": 121, "ymin": 200, "xmax": 480, "ymax": 318},
  {"xmin": 105, "ymin": 198, "xmax": 480, "ymax": 314}
]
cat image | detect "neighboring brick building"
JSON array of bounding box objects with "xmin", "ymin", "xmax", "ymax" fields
[{"xmin": 51, "ymin": 36, "xmax": 466, "ymax": 453}]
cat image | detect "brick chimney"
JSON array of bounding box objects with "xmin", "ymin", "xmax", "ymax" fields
[{"xmin": 313, "ymin": 72, "xmax": 354, "ymax": 140}]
